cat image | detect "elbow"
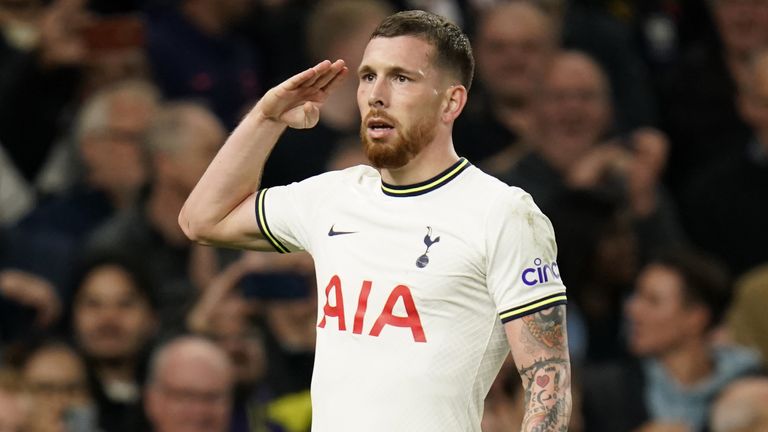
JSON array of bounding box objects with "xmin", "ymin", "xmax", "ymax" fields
[{"xmin": 178, "ymin": 207, "xmax": 213, "ymax": 244}]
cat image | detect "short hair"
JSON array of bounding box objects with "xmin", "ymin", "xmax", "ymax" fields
[
  {"xmin": 649, "ymin": 249, "xmax": 732, "ymax": 330},
  {"xmin": 70, "ymin": 252, "xmax": 159, "ymax": 311},
  {"xmin": 75, "ymin": 79, "xmax": 159, "ymax": 142},
  {"xmin": 371, "ymin": 10, "xmax": 475, "ymax": 90}
]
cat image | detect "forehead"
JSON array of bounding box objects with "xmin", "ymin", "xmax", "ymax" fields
[
  {"xmin": 481, "ymin": 5, "xmax": 551, "ymax": 42},
  {"xmin": 637, "ymin": 264, "xmax": 684, "ymax": 299},
  {"xmin": 360, "ymin": 36, "xmax": 435, "ymax": 72},
  {"xmin": 545, "ymin": 56, "xmax": 608, "ymax": 91}
]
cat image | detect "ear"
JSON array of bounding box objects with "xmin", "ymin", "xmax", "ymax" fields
[{"xmin": 441, "ymin": 85, "xmax": 468, "ymax": 123}]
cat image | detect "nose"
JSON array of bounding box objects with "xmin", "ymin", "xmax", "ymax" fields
[{"xmin": 367, "ymin": 79, "xmax": 388, "ymax": 108}]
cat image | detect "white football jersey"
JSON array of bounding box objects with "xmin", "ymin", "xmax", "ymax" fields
[{"xmin": 255, "ymin": 159, "xmax": 566, "ymax": 431}]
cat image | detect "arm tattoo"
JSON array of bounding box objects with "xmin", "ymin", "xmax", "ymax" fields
[
  {"xmin": 521, "ymin": 305, "xmax": 566, "ymax": 355},
  {"xmin": 516, "ymin": 305, "xmax": 571, "ymax": 432}
]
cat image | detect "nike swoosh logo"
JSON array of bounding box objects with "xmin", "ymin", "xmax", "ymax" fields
[{"xmin": 328, "ymin": 225, "xmax": 357, "ymax": 236}]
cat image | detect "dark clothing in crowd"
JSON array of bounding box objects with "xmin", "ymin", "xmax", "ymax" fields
[
  {"xmin": 84, "ymin": 205, "xmax": 195, "ymax": 333},
  {"xmin": 659, "ymin": 42, "xmax": 751, "ymax": 192},
  {"xmin": 680, "ymin": 140, "xmax": 768, "ymax": 275},
  {"xmin": 0, "ymin": 36, "xmax": 80, "ymax": 182},
  {"xmin": 86, "ymin": 356, "xmax": 151, "ymax": 432},
  {"xmin": 453, "ymin": 94, "xmax": 521, "ymax": 166},
  {"xmin": 145, "ymin": 6, "xmax": 261, "ymax": 130},
  {"xmin": 18, "ymin": 185, "xmax": 116, "ymax": 245},
  {"xmin": 261, "ymin": 122, "xmax": 356, "ymax": 188},
  {"xmin": 0, "ymin": 228, "xmax": 74, "ymax": 343},
  {"xmin": 505, "ymin": 152, "xmax": 685, "ymax": 262}
]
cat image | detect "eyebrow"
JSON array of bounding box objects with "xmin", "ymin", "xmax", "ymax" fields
[{"xmin": 357, "ymin": 64, "xmax": 423, "ymax": 78}]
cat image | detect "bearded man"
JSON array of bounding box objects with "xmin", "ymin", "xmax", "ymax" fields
[{"xmin": 178, "ymin": 10, "xmax": 571, "ymax": 432}]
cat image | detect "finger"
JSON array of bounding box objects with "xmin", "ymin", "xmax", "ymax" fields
[
  {"xmin": 301, "ymin": 60, "xmax": 335, "ymax": 88},
  {"xmin": 281, "ymin": 67, "xmax": 319, "ymax": 91},
  {"xmin": 313, "ymin": 60, "xmax": 347, "ymax": 90},
  {"xmin": 320, "ymin": 66, "xmax": 349, "ymax": 94}
]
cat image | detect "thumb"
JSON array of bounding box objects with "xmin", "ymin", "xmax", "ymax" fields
[{"xmin": 302, "ymin": 101, "xmax": 320, "ymax": 128}]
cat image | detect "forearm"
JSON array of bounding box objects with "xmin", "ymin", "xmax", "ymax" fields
[
  {"xmin": 519, "ymin": 357, "xmax": 572, "ymax": 431},
  {"xmin": 179, "ymin": 106, "xmax": 286, "ymax": 238},
  {"xmin": 505, "ymin": 305, "xmax": 572, "ymax": 431},
  {"xmin": 178, "ymin": 59, "xmax": 347, "ymax": 248}
]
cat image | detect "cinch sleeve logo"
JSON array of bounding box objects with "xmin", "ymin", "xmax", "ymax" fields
[{"xmin": 521, "ymin": 258, "xmax": 560, "ymax": 286}]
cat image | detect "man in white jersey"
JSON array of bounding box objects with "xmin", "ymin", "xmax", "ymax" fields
[{"xmin": 179, "ymin": 10, "xmax": 571, "ymax": 431}]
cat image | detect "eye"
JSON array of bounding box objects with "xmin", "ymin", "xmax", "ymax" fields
[
  {"xmin": 396, "ymin": 74, "xmax": 409, "ymax": 83},
  {"xmin": 361, "ymin": 73, "xmax": 375, "ymax": 82}
]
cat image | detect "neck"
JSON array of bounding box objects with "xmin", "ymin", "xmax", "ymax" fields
[
  {"xmin": 380, "ymin": 139, "xmax": 459, "ymax": 186},
  {"xmin": 147, "ymin": 182, "xmax": 190, "ymax": 246},
  {"xmin": 182, "ymin": 0, "xmax": 226, "ymax": 36},
  {"xmin": 658, "ymin": 339, "xmax": 713, "ymax": 387}
]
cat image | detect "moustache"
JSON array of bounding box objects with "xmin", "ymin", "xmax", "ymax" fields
[
  {"xmin": 89, "ymin": 324, "xmax": 126, "ymax": 339},
  {"xmin": 364, "ymin": 110, "xmax": 400, "ymax": 128}
]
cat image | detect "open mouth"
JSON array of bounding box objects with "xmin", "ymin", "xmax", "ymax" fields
[
  {"xmin": 367, "ymin": 118, "xmax": 394, "ymax": 130},
  {"xmin": 366, "ymin": 117, "xmax": 395, "ymax": 139}
]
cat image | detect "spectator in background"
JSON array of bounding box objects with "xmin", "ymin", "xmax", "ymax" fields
[
  {"xmin": 18, "ymin": 341, "xmax": 97, "ymax": 432},
  {"xmin": 454, "ymin": 1, "xmax": 557, "ymax": 175},
  {"xmin": 188, "ymin": 256, "xmax": 312, "ymax": 432},
  {"xmin": 680, "ymin": 48, "xmax": 768, "ymax": 276},
  {"xmin": 71, "ymin": 254, "xmax": 158, "ymax": 432},
  {"xmin": 0, "ymin": 370, "xmax": 27, "ymax": 432},
  {"xmin": 0, "ymin": 0, "xmax": 88, "ymax": 182},
  {"xmin": 145, "ymin": 0, "xmax": 261, "ymax": 129},
  {"xmin": 547, "ymin": 191, "xmax": 637, "ymax": 362},
  {"xmin": 710, "ymin": 377, "xmax": 768, "ymax": 432},
  {"xmin": 659, "ymin": 0, "xmax": 768, "ymax": 192},
  {"xmin": 724, "ymin": 262, "xmax": 768, "ymax": 369},
  {"xmin": 0, "ymin": 144, "xmax": 34, "ymax": 226},
  {"xmin": 85, "ymin": 101, "xmax": 225, "ymax": 330},
  {"xmin": 538, "ymin": 0, "xmax": 659, "ymax": 131},
  {"xmin": 260, "ymin": 0, "xmax": 391, "ymax": 187},
  {"xmin": 581, "ymin": 249, "xmax": 761, "ymax": 432},
  {"xmin": 18, "ymin": 79, "xmax": 159, "ymax": 245},
  {"xmin": 144, "ymin": 335, "xmax": 234, "ymax": 432},
  {"xmin": 0, "ymin": 228, "xmax": 68, "ymax": 346},
  {"xmin": 504, "ymin": 51, "xmax": 683, "ymax": 264}
]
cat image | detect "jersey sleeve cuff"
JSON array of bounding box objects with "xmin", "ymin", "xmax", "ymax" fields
[
  {"xmin": 255, "ymin": 188, "xmax": 291, "ymax": 254},
  {"xmin": 498, "ymin": 292, "xmax": 567, "ymax": 323}
]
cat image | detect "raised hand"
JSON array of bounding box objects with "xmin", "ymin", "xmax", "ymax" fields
[
  {"xmin": 257, "ymin": 59, "xmax": 348, "ymax": 129},
  {"xmin": 0, "ymin": 270, "xmax": 61, "ymax": 327}
]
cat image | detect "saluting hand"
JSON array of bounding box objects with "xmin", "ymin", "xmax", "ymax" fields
[{"xmin": 257, "ymin": 59, "xmax": 348, "ymax": 129}]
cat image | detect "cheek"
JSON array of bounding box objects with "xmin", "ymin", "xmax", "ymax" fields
[
  {"xmin": 75, "ymin": 309, "xmax": 98, "ymax": 331},
  {"xmin": 124, "ymin": 310, "xmax": 153, "ymax": 334}
]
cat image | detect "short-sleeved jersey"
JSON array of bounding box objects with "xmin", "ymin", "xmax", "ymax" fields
[{"xmin": 255, "ymin": 158, "xmax": 566, "ymax": 432}]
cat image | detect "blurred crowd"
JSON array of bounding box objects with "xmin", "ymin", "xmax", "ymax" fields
[{"xmin": 0, "ymin": 0, "xmax": 767, "ymax": 431}]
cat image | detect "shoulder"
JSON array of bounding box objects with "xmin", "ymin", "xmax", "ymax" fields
[
  {"xmin": 283, "ymin": 165, "xmax": 379, "ymax": 190},
  {"xmin": 461, "ymin": 167, "xmax": 549, "ymax": 231}
]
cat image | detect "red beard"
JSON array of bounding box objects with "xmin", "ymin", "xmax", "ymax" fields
[{"xmin": 360, "ymin": 109, "xmax": 437, "ymax": 169}]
